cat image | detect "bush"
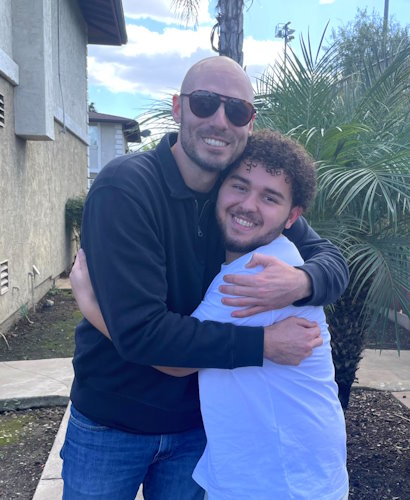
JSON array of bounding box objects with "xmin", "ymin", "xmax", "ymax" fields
[{"xmin": 65, "ymin": 195, "xmax": 86, "ymax": 250}]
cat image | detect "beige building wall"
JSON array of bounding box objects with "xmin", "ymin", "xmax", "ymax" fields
[
  {"xmin": 0, "ymin": 75, "xmax": 87, "ymax": 329},
  {"xmin": 0, "ymin": 0, "xmax": 128, "ymax": 331},
  {"xmin": 0, "ymin": 0, "xmax": 88, "ymax": 330}
]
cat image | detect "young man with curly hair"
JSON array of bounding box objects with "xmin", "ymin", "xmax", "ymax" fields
[{"xmin": 159, "ymin": 129, "xmax": 348, "ymax": 499}]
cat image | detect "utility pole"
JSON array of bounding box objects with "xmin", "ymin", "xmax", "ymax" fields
[
  {"xmin": 382, "ymin": 0, "xmax": 389, "ymax": 66},
  {"xmin": 383, "ymin": 0, "xmax": 389, "ymax": 34},
  {"xmin": 275, "ymin": 22, "xmax": 295, "ymax": 76}
]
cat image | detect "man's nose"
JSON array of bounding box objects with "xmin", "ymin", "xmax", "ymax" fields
[
  {"xmin": 240, "ymin": 192, "xmax": 259, "ymax": 212},
  {"xmin": 209, "ymin": 101, "xmax": 230, "ymax": 129}
]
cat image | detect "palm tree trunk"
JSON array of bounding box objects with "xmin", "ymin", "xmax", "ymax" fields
[
  {"xmin": 216, "ymin": 0, "xmax": 244, "ymax": 65},
  {"xmin": 328, "ymin": 283, "xmax": 370, "ymax": 410}
]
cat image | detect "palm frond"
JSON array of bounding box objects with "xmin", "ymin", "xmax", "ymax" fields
[
  {"xmin": 341, "ymin": 234, "xmax": 410, "ymax": 339},
  {"xmin": 134, "ymin": 95, "xmax": 178, "ymax": 151},
  {"xmin": 170, "ymin": 0, "xmax": 201, "ymax": 26},
  {"xmin": 255, "ymin": 30, "xmax": 410, "ymax": 348}
]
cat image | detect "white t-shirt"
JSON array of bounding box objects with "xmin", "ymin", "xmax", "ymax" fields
[{"xmin": 192, "ymin": 236, "xmax": 348, "ymax": 500}]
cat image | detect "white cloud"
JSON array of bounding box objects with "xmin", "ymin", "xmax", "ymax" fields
[
  {"xmin": 319, "ymin": 0, "xmax": 335, "ymax": 4},
  {"xmin": 87, "ymin": 2, "xmax": 285, "ymax": 105},
  {"xmin": 122, "ymin": 0, "xmax": 213, "ymax": 26},
  {"xmin": 88, "ymin": 57, "xmax": 141, "ymax": 94},
  {"xmin": 244, "ymin": 36, "xmax": 284, "ymax": 75},
  {"xmin": 88, "ymin": 24, "xmax": 216, "ymax": 98},
  {"xmin": 122, "ymin": 24, "xmax": 213, "ymax": 57},
  {"xmin": 88, "ymin": 34, "xmax": 283, "ymax": 99}
]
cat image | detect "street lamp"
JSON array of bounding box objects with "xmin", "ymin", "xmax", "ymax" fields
[{"xmin": 275, "ymin": 21, "xmax": 295, "ymax": 75}]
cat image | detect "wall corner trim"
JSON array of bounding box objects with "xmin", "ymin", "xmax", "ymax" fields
[
  {"xmin": 12, "ymin": 0, "xmax": 54, "ymax": 140},
  {"xmin": 0, "ymin": 49, "xmax": 19, "ymax": 86}
]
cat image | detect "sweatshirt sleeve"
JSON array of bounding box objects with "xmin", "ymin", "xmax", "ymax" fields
[
  {"xmin": 82, "ymin": 185, "xmax": 264, "ymax": 369},
  {"xmin": 283, "ymin": 217, "xmax": 350, "ymax": 306}
]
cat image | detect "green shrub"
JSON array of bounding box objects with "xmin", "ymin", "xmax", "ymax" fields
[{"xmin": 65, "ymin": 195, "xmax": 86, "ymax": 250}]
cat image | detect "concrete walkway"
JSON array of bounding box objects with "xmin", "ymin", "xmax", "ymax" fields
[{"xmin": 0, "ymin": 350, "xmax": 409, "ymax": 499}]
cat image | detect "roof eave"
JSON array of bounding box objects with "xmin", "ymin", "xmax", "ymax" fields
[{"xmin": 79, "ymin": 0, "xmax": 127, "ymax": 46}]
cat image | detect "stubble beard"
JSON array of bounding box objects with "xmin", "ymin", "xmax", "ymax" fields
[
  {"xmin": 217, "ymin": 212, "xmax": 289, "ymax": 256},
  {"xmin": 181, "ymin": 135, "xmax": 222, "ymax": 172},
  {"xmin": 179, "ymin": 111, "xmax": 240, "ymax": 174}
]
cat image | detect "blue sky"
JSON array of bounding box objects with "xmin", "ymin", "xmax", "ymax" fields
[{"xmin": 87, "ymin": 0, "xmax": 410, "ymax": 122}]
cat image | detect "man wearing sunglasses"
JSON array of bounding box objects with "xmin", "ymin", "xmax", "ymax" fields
[{"xmin": 62, "ymin": 56, "xmax": 349, "ymax": 499}]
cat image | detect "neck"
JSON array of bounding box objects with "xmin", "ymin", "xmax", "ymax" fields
[
  {"xmin": 225, "ymin": 251, "xmax": 244, "ymax": 264},
  {"xmin": 171, "ymin": 144, "xmax": 219, "ymax": 193},
  {"xmin": 224, "ymin": 235, "xmax": 284, "ymax": 265}
]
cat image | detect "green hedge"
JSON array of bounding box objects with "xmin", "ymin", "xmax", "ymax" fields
[{"xmin": 65, "ymin": 195, "xmax": 86, "ymax": 249}]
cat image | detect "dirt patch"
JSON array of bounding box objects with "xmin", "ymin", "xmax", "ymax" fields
[
  {"xmin": 0, "ymin": 289, "xmax": 409, "ymax": 499},
  {"xmin": 0, "ymin": 406, "xmax": 66, "ymax": 499},
  {"xmin": 0, "ymin": 289, "xmax": 79, "ymax": 361}
]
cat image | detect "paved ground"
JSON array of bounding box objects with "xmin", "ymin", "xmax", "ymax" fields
[{"xmin": 1, "ymin": 348, "xmax": 409, "ymax": 499}]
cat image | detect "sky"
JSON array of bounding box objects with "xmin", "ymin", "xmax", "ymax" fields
[{"xmin": 87, "ymin": 0, "xmax": 410, "ymax": 125}]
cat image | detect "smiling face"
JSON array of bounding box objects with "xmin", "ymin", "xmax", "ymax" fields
[
  {"xmin": 216, "ymin": 160, "xmax": 302, "ymax": 263},
  {"xmin": 171, "ymin": 57, "xmax": 255, "ymax": 192}
]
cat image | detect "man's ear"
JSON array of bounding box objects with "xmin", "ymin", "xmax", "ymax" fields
[
  {"xmin": 172, "ymin": 94, "xmax": 181, "ymax": 124},
  {"xmin": 248, "ymin": 113, "xmax": 256, "ymax": 137},
  {"xmin": 285, "ymin": 206, "xmax": 303, "ymax": 229}
]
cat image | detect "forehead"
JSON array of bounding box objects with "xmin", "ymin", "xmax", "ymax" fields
[
  {"xmin": 184, "ymin": 61, "xmax": 254, "ymax": 102},
  {"xmin": 226, "ymin": 160, "xmax": 292, "ymax": 195}
]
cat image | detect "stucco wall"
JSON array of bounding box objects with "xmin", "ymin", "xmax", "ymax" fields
[
  {"xmin": 0, "ymin": 0, "xmax": 88, "ymax": 330},
  {"xmin": 0, "ymin": 0, "xmax": 13, "ymax": 56},
  {"xmin": 52, "ymin": 0, "xmax": 88, "ymax": 139},
  {"xmin": 0, "ymin": 76, "xmax": 87, "ymax": 329}
]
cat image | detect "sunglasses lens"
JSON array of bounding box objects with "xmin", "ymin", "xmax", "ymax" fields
[
  {"xmin": 189, "ymin": 92, "xmax": 220, "ymax": 118},
  {"xmin": 186, "ymin": 91, "xmax": 254, "ymax": 127},
  {"xmin": 225, "ymin": 99, "xmax": 254, "ymax": 127}
]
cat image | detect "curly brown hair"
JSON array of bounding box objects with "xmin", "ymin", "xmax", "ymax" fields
[{"xmin": 230, "ymin": 129, "xmax": 317, "ymax": 210}]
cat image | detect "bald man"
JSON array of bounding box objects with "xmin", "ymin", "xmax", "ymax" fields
[{"xmin": 61, "ymin": 56, "xmax": 349, "ymax": 499}]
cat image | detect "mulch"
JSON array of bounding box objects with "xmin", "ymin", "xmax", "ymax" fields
[{"xmin": 345, "ymin": 390, "xmax": 410, "ymax": 499}]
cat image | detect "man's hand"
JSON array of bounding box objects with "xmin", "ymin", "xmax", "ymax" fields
[
  {"xmin": 219, "ymin": 253, "xmax": 312, "ymax": 317},
  {"xmin": 263, "ymin": 317, "xmax": 322, "ymax": 365}
]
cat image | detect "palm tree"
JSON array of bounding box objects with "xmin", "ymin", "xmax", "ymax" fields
[
  {"xmin": 255, "ymin": 35, "xmax": 410, "ymax": 408},
  {"xmin": 172, "ymin": 0, "xmax": 245, "ymax": 65}
]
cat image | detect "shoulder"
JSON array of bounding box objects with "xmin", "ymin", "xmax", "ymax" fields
[
  {"xmin": 92, "ymin": 150, "xmax": 160, "ymax": 193},
  {"xmin": 245, "ymin": 237, "xmax": 304, "ymax": 269},
  {"xmin": 88, "ymin": 135, "xmax": 177, "ymax": 204}
]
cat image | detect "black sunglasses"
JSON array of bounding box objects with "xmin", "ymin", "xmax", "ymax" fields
[{"xmin": 180, "ymin": 90, "xmax": 256, "ymax": 127}]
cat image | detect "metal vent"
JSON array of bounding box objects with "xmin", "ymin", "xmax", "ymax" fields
[
  {"xmin": 0, "ymin": 94, "xmax": 4, "ymax": 127},
  {"xmin": 0, "ymin": 260, "xmax": 9, "ymax": 295}
]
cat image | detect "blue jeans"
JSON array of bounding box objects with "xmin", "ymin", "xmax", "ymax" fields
[{"xmin": 60, "ymin": 405, "xmax": 206, "ymax": 499}]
